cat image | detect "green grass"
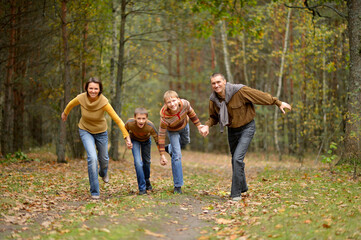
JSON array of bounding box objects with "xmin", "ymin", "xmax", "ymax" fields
[
  {"xmin": 1, "ymin": 150, "xmax": 360, "ymax": 240},
  {"xmin": 212, "ymin": 166, "xmax": 361, "ymax": 239}
]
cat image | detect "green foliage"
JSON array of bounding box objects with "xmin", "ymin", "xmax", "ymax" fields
[
  {"xmin": 3, "ymin": 151, "xmax": 39, "ymax": 163},
  {"xmin": 321, "ymin": 142, "xmax": 338, "ymax": 166}
]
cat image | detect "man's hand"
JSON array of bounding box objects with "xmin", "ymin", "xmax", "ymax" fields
[
  {"xmin": 199, "ymin": 125, "xmax": 209, "ymax": 137},
  {"xmin": 279, "ymin": 102, "xmax": 292, "ymax": 114},
  {"xmin": 125, "ymin": 136, "xmax": 133, "ymax": 149},
  {"xmin": 160, "ymin": 154, "xmax": 167, "ymax": 166}
]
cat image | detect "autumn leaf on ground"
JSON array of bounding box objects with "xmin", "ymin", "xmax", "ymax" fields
[
  {"xmin": 216, "ymin": 218, "xmax": 233, "ymax": 225},
  {"xmin": 144, "ymin": 229, "xmax": 166, "ymax": 238}
]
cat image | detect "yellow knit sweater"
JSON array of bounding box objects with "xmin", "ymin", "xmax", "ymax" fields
[{"xmin": 63, "ymin": 92, "xmax": 129, "ymax": 138}]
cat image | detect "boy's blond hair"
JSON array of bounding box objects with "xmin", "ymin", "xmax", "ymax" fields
[
  {"xmin": 134, "ymin": 108, "xmax": 148, "ymax": 117},
  {"xmin": 163, "ymin": 90, "xmax": 179, "ymax": 103}
]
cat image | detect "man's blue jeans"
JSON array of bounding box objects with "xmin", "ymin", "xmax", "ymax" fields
[
  {"xmin": 166, "ymin": 124, "xmax": 190, "ymax": 188},
  {"xmin": 79, "ymin": 129, "xmax": 109, "ymax": 197},
  {"xmin": 131, "ymin": 138, "xmax": 151, "ymax": 191},
  {"xmin": 227, "ymin": 120, "xmax": 255, "ymax": 198}
]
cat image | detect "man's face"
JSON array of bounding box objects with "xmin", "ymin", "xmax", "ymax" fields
[
  {"xmin": 135, "ymin": 113, "xmax": 147, "ymax": 128},
  {"xmin": 165, "ymin": 97, "xmax": 180, "ymax": 113},
  {"xmin": 211, "ymin": 75, "xmax": 226, "ymax": 95}
]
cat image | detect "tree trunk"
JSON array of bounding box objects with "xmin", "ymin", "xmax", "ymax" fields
[
  {"xmin": 57, "ymin": 0, "xmax": 71, "ymax": 163},
  {"xmin": 338, "ymin": 0, "xmax": 361, "ymax": 167},
  {"xmin": 1, "ymin": 0, "xmax": 16, "ymax": 155},
  {"xmin": 220, "ymin": 20, "xmax": 233, "ymax": 83},
  {"xmin": 109, "ymin": 0, "xmax": 127, "ymax": 160},
  {"xmin": 274, "ymin": 8, "xmax": 291, "ymax": 161},
  {"xmin": 241, "ymin": 29, "xmax": 249, "ymax": 85},
  {"xmin": 210, "ymin": 36, "xmax": 217, "ymax": 70},
  {"xmin": 110, "ymin": 0, "xmax": 117, "ymax": 97}
]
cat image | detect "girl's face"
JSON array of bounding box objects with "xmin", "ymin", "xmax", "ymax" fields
[
  {"xmin": 87, "ymin": 82, "xmax": 100, "ymax": 99},
  {"xmin": 165, "ymin": 97, "xmax": 180, "ymax": 113}
]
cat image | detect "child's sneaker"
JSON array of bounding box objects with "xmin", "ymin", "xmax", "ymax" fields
[
  {"xmin": 139, "ymin": 190, "xmax": 147, "ymax": 195},
  {"xmin": 102, "ymin": 172, "xmax": 109, "ymax": 183},
  {"xmin": 165, "ymin": 145, "xmax": 172, "ymax": 157},
  {"xmin": 173, "ymin": 187, "xmax": 182, "ymax": 194}
]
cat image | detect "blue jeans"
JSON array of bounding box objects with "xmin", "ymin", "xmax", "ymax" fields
[
  {"xmin": 228, "ymin": 120, "xmax": 255, "ymax": 198},
  {"xmin": 167, "ymin": 124, "xmax": 190, "ymax": 187},
  {"xmin": 79, "ymin": 129, "xmax": 109, "ymax": 196},
  {"xmin": 131, "ymin": 138, "xmax": 151, "ymax": 191}
]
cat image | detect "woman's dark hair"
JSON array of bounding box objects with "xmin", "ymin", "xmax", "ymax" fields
[{"xmin": 85, "ymin": 77, "xmax": 103, "ymax": 96}]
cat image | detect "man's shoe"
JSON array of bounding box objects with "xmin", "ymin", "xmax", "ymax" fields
[
  {"xmin": 91, "ymin": 195, "xmax": 100, "ymax": 199},
  {"xmin": 174, "ymin": 187, "xmax": 182, "ymax": 194},
  {"xmin": 139, "ymin": 190, "xmax": 147, "ymax": 195},
  {"xmin": 102, "ymin": 172, "xmax": 109, "ymax": 183},
  {"xmin": 232, "ymin": 196, "xmax": 242, "ymax": 201},
  {"xmin": 146, "ymin": 181, "xmax": 153, "ymax": 191}
]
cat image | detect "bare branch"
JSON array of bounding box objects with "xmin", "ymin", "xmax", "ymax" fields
[{"xmin": 284, "ymin": 1, "xmax": 347, "ymax": 19}]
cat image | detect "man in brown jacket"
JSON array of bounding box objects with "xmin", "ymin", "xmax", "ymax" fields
[{"xmin": 200, "ymin": 73, "xmax": 292, "ymax": 201}]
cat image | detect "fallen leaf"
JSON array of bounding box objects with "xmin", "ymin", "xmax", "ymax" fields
[
  {"xmin": 99, "ymin": 228, "xmax": 110, "ymax": 233},
  {"xmin": 144, "ymin": 229, "xmax": 165, "ymax": 238},
  {"xmin": 275, "ymin": 224, "xmax": 283, "ymax": 229},
  {"xmin": 322, "ymin": 223, "xmax": 331, "ymax": 228},
  {"xmin": 216, "ymin": 218, "xmax": 233, "ymax": 224}
]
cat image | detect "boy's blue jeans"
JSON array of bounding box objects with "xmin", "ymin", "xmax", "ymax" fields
[
  {"xmin": 79, "ymin": 129, "xmax": 109, "ymax": 197},
  {"xmin": 166, "ymin": 124, "xmax": 190, "ymax": 188},
  {"xmin": 227, "ymin": 120, "xmax": 255, "ymax": 198},
  {"xmin": 131, "ymin": 138, "xmax": 151, "ymax": 191}
]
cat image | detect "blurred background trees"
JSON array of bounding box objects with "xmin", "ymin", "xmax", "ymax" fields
[{"xmin": 1, "ymin": 0, "xmax": 358, "ymax": 165}]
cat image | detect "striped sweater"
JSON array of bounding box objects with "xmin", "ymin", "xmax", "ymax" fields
[{"xmin": 158, "ymin": 99, "xmax": 201, "ymax": 154}]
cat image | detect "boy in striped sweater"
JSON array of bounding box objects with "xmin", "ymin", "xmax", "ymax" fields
[
  {"xmin": 159, "ymin": 90, "xmax": 204, "ymax": 194},
  {"xmin": 125, "ymin": 108, "xmax": 159, "ymax": 195}
]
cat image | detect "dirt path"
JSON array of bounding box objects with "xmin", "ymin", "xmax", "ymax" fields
[{"xmin": 0, "ymin": 149, "xmax": 286, "ymax": 239}]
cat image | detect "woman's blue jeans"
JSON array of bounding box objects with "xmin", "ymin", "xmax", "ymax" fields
[
  {"xmin": 227, "ymin": 120, "xmax": 255, "ymax": 198},
  {"xmin": 79, "ymin": 129, "xmax": 109, "ymax": 196},
  {"xmin": 166, "ymin": 124, "xmax": 190, "ymax": 188},
  {"xmin": 131, "ymin": 138, "xmax": 151, "ymax": 191}
]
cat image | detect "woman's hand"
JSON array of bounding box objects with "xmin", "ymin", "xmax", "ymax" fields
[{"xmin": 61, "ymin": 112, "xmax": 68, "ymax": 122}]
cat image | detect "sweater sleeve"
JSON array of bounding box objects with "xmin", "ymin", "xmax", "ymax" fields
[
  {"xmin": 158, "ymin": 119, "xmax": 168, "ymax": 154},
  {"xmin": 187, "ymin": 105, "xmax": 201, "ymax": 127},
  {"xmin": 103, "ymin": 104, "xmax": 129, "ymax": 139},
  {"xmin": 149, "ymin": 122, "xmax": 159, "ymax": 146},
  {"xmin": 63, "ymin": 98, "xmax": 80, "ymax": 115}
]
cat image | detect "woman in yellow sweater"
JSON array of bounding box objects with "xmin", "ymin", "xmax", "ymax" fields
[{"xmin": 61, "ymin": 77, "xmax": 131, "ymax": 199}]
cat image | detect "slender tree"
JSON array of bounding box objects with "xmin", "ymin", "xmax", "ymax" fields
[
  {"xmin": 57, "ymin": 0, "xmax": 71, "ymax": 163},
  {"xmin": 109, "ymin": 0, "xmax": 127, "ymax": 160}
]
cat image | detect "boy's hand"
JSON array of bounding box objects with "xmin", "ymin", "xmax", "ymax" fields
[
  {"xmin": 125, "ymin": 136, "xmax": 133, "ymax": 149},
  {"xmin": 160, "ymin": 154, "xmax": 167, "ymax": 166},
  {"xmin": 199, "ymin": 125, "xmax": 209, "ymax": 137}
]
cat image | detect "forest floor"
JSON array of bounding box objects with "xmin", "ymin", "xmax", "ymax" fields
[{"xmin": 0, "ymin": 148, "xmax": 360, "ymax": 240}]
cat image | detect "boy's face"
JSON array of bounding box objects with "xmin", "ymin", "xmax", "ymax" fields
[
  {"xmin": 165, "ymin": 97, "xmax": 180, "ymax": 113},
  {"xmin": 135, "ymin": 113, "xmax": 148, "ymax": 128}
]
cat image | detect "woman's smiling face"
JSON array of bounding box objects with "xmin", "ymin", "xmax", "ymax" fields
[{"xmin": 87, "ymin": 82, "xmax": 100, "ymax": 99}]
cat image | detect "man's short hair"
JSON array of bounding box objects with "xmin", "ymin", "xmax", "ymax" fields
[
  {"xmin": 163, "ymin": 90, "xmax": 179, "ymax": 103},
  {"xmin": 134, "ymin": 108, "xmax": 148, "ymax": 117},
  {"xmin": 210, "ymin": 73, "xmax": 225, "ymax": 80}
]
